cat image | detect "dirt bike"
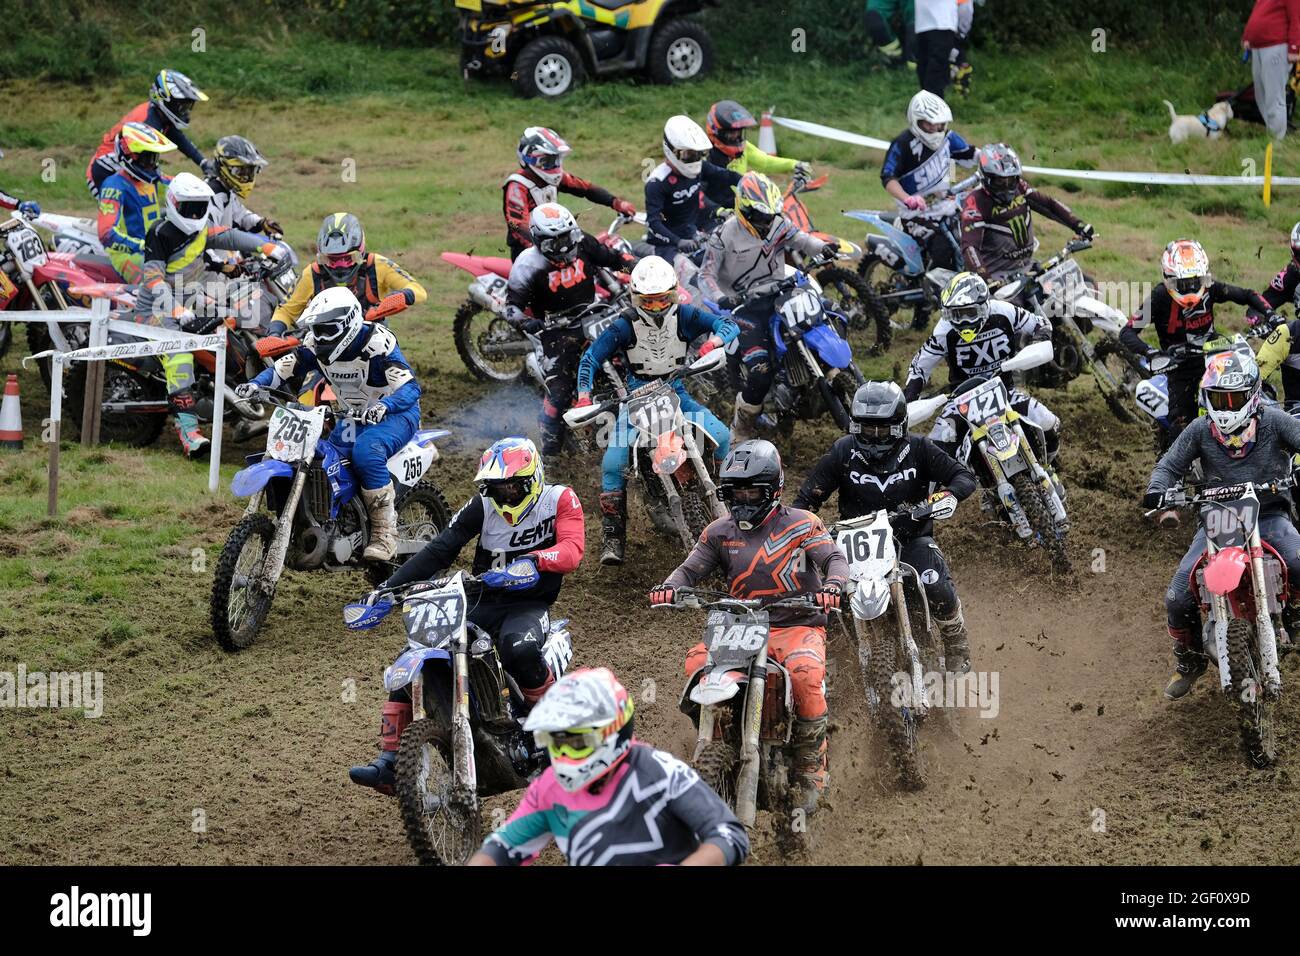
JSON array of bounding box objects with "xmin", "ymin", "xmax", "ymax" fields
[
  {"xmin": 747, "ymin": 265, "xmax": 865, "ymax": 434},
  {"xmin": 210, "ymin": 391, "xmax": 451, "ymax": 650},
  {"xmin": 778, "ymin": 174, "xmax": 889, "ymax": 354},
  {"xmin": 915, "ymin": 341, "xmax": 1072, "ymax": 571},
  {"xmin": 662, "ymin": 587, "xmax": 832, "ymax": 829},
  {"xmin": 1152, "ymin": 480, "xmax": 1294, "ymax": 767},
  {"xmin": 831, "ymin": 494, "xmax": 957, "ymax": 790},
  {"xmin": 565, "ymin": 347, "xmax": 728, "ymax": 550},
  {"xmin": 343, "ymin": 571, "xmax": 575, "ymax": 866}
]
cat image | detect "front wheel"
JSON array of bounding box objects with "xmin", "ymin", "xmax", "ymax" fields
[
  {"xmin": 395, "ymin": 716, "xmax": 481, "ymax": 865},
  {"xmin": 1010, "ymin": 470, "xmax": 1070, "ymax": 573},
  {"xmin": 823, "ymin": 371, "xmax": 859, "ymax": 432},
  {"xmin": 1226, "ymin": 619, "xmax": 1278, "ymax": 767},
  {"xmin": 693, "ymin": 739, "xmax": 739, "ymax": 812},
  {"xmin": 816, "ymin": 266, "xmax": 891, "ymax": 354},
  {"xmin": 861, "ymin": 615, "xmax": 925, "ymax": 790},
  {"xmin": 453, "ymin": 299, "xmax": 527, "ymax": 384},
  {"xmin": 210, "ymin": 512, "xmax": 277, "ymax": 651}
]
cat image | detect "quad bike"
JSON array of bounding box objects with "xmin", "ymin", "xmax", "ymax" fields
[
  {"xmin": 456, "ymin": 0, "xmax": 715, "ymax": 99},
  {"xmin": 662, "ymin": 587, "xmax": 834, "ymax": 830},
  {"xmin": 832, "ymin": 494, "xmax": 957, "ymax": 791},
  {"xmin": 211, "ymin": 391, "xmax": 452, "ymax": 651},
  {"xmin": 344, "ymin": 571, "xmax": 575, "ymax": 865},
  {"xmin": 565, "ymin": 346, "xmax": 728, "ymax": 550},
  {"xmin": 1152, "ymin": 480, "xmax": 1294, "ymax": 767}
]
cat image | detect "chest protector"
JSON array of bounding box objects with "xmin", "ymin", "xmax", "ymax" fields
[
  {"xmin": 624, "ymin": 310, "xmax": 688, "ymax": 379},
  {"xmin": 505, "ymin": 172, "xmax": 557, "ymax": 213},
  {"xmin": 476, "ymin": 484, "xmax": 565, "ymax": 564},
  {"xmin": 311, "ymin": 254, "xmax": 380, "ymax": 305},
  {"xmin": 309, "ymin": 324, "xmax": 411, "ymax": 416}
]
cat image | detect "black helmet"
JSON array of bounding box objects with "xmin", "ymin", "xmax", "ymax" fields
[
  {"xmin": 976, "ymin": 143, "xmax": 1022, "ymax": 205},
  {"xmin": 316, "ymin": 212, "xmax": 366, "ymax": 287},
  {"xmin": 850, "ymin": 381, "xmax": 908, "ymax": 460},
  {"xmin": 717, "ymin": 439, "xmax": 784, "ymax": 530}
]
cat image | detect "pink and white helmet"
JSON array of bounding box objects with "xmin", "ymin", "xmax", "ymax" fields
[
  {"xmin": 518, "ymin": 127, "xmax": 571, "ymax": 186},
  {"xmin": 524, "ymin": 668, "xmax": 635, "ymax": 793},
  {"xmin": 1200, "ymin": 340, "xmax": 1261, "ymax": 456}
]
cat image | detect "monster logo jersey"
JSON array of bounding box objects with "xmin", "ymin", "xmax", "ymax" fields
[
  {"xmin": 903, "ymin": 299, "xmax": 1047, "ymax": 400},
  {"xmin": 385, "ymin": 483, "xmax": 585, "ymax": 606}
]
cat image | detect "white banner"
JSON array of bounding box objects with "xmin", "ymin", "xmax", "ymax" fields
[
  {"xmin": 770, "ymin": 115, "xmax": 1300, "ymax": 187},
  {"xmin": 61, "ymin": 332, "xmax": 225, "ymax": 363}
]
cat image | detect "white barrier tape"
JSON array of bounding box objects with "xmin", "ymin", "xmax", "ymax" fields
[
  {"xmin": 770, "ymin": 115, "xmax": 1300, "ymax": 187},
  {"xmin": 61, "ymin": 332, "xmax": 224, "ymax": 363}
]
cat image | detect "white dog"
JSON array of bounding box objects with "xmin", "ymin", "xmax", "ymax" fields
[{"xmin": 1163, "ymin": 99, "xmax": 1232, "ymax": 144}]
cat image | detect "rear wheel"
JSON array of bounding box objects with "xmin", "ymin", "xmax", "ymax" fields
[
  {"xmin": 646, "ymin": 19, "xmax": 713, "ymax": 84},
  {"xmin": 513, "ymin": 36, "xmax": 584, "ymax": 99},
  {"xmin": 693, "ymin": 740, "xmax": 739, "ymax": 812},
  {"xmin": 453, "ymin": 299, "xmax": 527, "ymax": 383},
  {"xmin": 1010, "ymin": 471, "xmax": 1070, "ymax": 573},
  {"xmin": 368, "ymin": 482, "xmax": 452, "ymax": 586},
  {"xmin": 210, "ymin": 512, "xmax": 277, "ymax": 652},
  {"xmin": 1227, "ymin": 619, "xmax": 1277, "ymax": 767},
  {"xmin": 857, "ymin": 253, "xmax": 918, "ymax": 325},
  {"xmin": 861, "ymin": 615, "xmax": 925, "ymax": 790},
  {"xmin": 816, "ymin": 266, "xmax": 891, "ymax": 354},
  {"xmin": 395, "ymin": 716, "xmax": 481, "ymax": 866},
  {"xmin": 65, "ymin": 362, "xmax": 166, "ymax": 447},
  {"xmin": 681, "ymin": 479, "xmax": 713, "ymax": 543}
]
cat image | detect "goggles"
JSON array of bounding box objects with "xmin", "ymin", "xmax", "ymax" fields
[
  {"xmin": 534, "ymin": 728, "xmax": 602, "ymax": 759},
  {"xmin": 1204, "ymin": 388, "xmax": 1250, "ymax": 412},
  {"xmin": 850, "ymin": 421, "xmax": 904, "ymax": 440},
  {"xmin": 479, "ymin": 477, "xmax": 530, "ymax": 507},
  {"xmin": 634, "ymin": 290, "xmax": 677, "ymax": 314},
  {"xmin": 718, "ymin": 484, "xmax": 769, "ymax": 506},
  {"xmin": 175, "ymin": 199, "xmax": 209, "ymax": 220},
  {"xmin": 672, "ymin": 147, "xmax": 706, "ymax": 165}
]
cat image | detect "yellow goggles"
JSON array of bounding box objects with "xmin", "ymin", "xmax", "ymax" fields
[{"xmin": 535, "ymin": 728, "xmax": 602, "ymax": 759}]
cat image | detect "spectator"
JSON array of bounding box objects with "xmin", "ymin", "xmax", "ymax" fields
[
  {"xmin": 1243, "ymin": 0, "xmax": 1300, "ymax": 139},
  {"xmin": 950, "ymin": 0, "xmax": 976, "ymax": 96},
  {"xmin": 866, "ymin": 0, "xmax": 916, "ymax": 70},
  {"xmin": 915, "ymin": 0, "xmax": 958, "ymax": 96}
]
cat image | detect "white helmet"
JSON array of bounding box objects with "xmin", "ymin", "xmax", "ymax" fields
[
  {"xmin": 663, "ymin": 115, "xmax": 711, "ymax": 177},
  {"xmin": 524, "ymin": 668, "xmax": 636, "ymax": 793},
  {"xmin": 907, "ymin": 90, "xmax": 952, "ymax": 152},
  {"xmin": 164, "ymin": 172, "xmax": 215, "ymax": 235},
  {"xmin": 629, "ymin": 255, "xmax": 679, "ymax": 328},
  {"xmin": 303, "ymin": 286, "xmax": 365, "ymax": 364},
  {"xmin": 528, "ymin": 202, "xmax": 582, "ymax": 264}
]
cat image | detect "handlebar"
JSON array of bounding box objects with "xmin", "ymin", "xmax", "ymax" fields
[
  {"xmin": 1145, "ymin": 477, "xmax": 1294, "ymax": 519},
  {"xmin": 655, "ymin": 586, "xmax": 824, "ymax": 614},
  {"xmin": 564, "ymin": 347, "xmax": 725, "ymax": 428}
]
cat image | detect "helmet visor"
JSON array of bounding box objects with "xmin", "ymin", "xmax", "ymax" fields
[
  {"xmin": 1172, "ymin": 275, "xmax": 1206, "ymax": 298},
  {"xmin": 717, "ymin": 127, "xmax": 746, "ymax": 147},
  {"xmin": 744, "ymin": 208, "xmax": 776, "ymax": 234},
  {"xmin": 534, "ymin": 728, "xmax": 601, "ymax": 760},
  {"xmin": 223, "ymin": 162, "xmax": 257, "ymax": 184},
  {"xmin": 947, "ymin": 304, "xmax": 986, "ymax": 329},
  {"xmin": 132, "ymin": 150, "xmax": 160, "ymax": 172},
  {"xmin": 479, "ymin": 477, "xmax": 531, "ymax": 508},
  {"xmin": 170, "ymin": 98, "xmax": 195, "ymax": 124},
  {"xmin": 1204, "ymin": 388, "xmax": 1249, "ymax": 413},
  {"xmin": 918, "ymin": 119, "xmax": 948, "ymax": 136},
  {"xmin": 987, "ymin": 174, "xmax": 1018, "ymax": 200}
]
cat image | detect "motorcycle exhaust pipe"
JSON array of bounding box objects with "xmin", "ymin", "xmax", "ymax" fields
[
  {"xmin": 468, "ymin": 284, "xmax": 500, "ymax": 312},
  {"xmin": 103, "ymin": 400, "xmax": 169, "ymax": 414}
]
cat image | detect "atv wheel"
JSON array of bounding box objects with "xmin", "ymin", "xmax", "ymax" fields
[
  {"xmin": 211, "ymin": 512, "xmax": 277, "ymax": 652},
  {"xmin": 513, "ymin": 36, "xmax": 584, "ymax": 99},
  {"xmin": 647, "ymin": 19, "xmax": 713, "ymax": 84}
]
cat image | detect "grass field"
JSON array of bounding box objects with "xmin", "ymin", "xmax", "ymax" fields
[{"xmin": 4, "ymin": 25, "xmax": 1300, "ymax": 865}]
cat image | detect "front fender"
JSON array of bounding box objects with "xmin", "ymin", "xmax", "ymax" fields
[
  {"xmin": 384, "ymin": 647, "xmax": 452, "ymax": 693},
  {"xmin": 231, "ymin": 459, "xmax": 294, "ymax": 498},
  {"xmin": 803, "ymin": 321, "xmax": 854, "ymax": 369},
  {"xmin": 851, "ymin": 576, "xmax": 892, "ymax": 621}
]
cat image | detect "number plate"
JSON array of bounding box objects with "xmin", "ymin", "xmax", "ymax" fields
[
  {"xmin": 1037, "ymin": 259, "xmax": 1086, "ymax": 307},
  {"xmin": 777, "ymin": 287, "xmax": 822, "ymax": 330},
  {"xmin": 5, "ymin": 226, "xmax": 47, "ymax": 277},
  {"xmin": 474, "ymin": 274, "xmax": 508, "ymax": 309},
  {"xmin": 627, "ymin": 387, "xmax": 682, "ymax": 439},
  {"xmin": 402, "ymin": 586, "xmax": 467, "ymax": 649},
  {"xmin": 954, "ymin": 377, "xmax": 1009, "ymax": 425},
  {"xmin": 836, "ymin": 513, "xmax": 896, "ymax": 579},
  {"xmin": 583, "ymin": 312, "xmax": 614, "ymax": 342},
  {"xmin": 266, "ymin": 405, "xmax": 325, "ymax": 463},
  {"xmin": 1201, "ymin": 497, "xmax": 1258, "ymax": 549},
  {"xmin": 1134, "ymin": 378, "xmax": 1168, "ymax": 419},
  {"xmin": 704, "ymin": 609, "xmax": 770, "ymax": 669}
]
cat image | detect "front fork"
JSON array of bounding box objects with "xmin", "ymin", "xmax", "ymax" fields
[
  {"xmin": 1247, "ymin": 546, "xmax": 1283, "ymax": 695},
  {"xmin": 734, "ymin": 646, "xmax": 770, "ymax": 828},
  {"xmin": 891, "ymin": 578, "xmax": 928, "ymax": 717},
  {"xmin": 260, "ymin": 469, "xmax": 306, "ymax": 591}
]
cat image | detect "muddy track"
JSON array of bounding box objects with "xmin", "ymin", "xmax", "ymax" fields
[{"xmin": 3, "ymin": 382, "xmax": 1299, "ymax": 866}]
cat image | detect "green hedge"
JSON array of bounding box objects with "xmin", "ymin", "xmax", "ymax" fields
[{"xmin": 0, "ymin": 0, "xmax": 116, "ymax": 82}]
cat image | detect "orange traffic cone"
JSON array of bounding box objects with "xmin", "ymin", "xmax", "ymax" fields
[
  {"xmin": 0, "ymin": 373, "xmax": 23, "ymax": 450},
  {"xmin": 758, "ymin": 107, "xmax": 778, "ymax": 155}
]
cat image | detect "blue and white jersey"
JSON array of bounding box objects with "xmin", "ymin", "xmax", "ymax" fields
[{"xmin": 880, "ymin": 129, "xmax": 977, "ymax": 202}]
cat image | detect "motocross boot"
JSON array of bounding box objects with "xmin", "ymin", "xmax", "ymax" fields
[
  {"xmin": 1163, "ymin": 631, "xmax": 1208, "ymax": 701},
  {"xmin": 731, "ymin": 394, "xmax": 763, "ymax": 444},
  {"xmin": 539, "ymin": 407, "xmax": 566, "ymax": 457},
  {"xmin": 599, "ymin": 491, "xmax": 627, "ymax": 567},
  {"xmin": 936, "ymin": 601, "xmax": 972, "ymax": 674},
  {"xmin": 169, "ymin": 389, "xmax": 210, "ymax": 459},
  {"xmin": 790, "ymin": 715, "xmax": 829, "ymax": 815},
  {"xmin": 1283, "ymin": 600, "xmax": 1300, "ymax": 645},
  {"xmin": 362, "ymin": 482, "xmax": 398, "ymax": 562},
  {"xmin": 349, "ymin": 700, "xmax": 411, "ymax": 793}
]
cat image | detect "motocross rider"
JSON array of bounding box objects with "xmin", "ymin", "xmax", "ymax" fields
[
  {"xmin": 503, "ymin": 202, "xmax": 636, "ymax": 457},
  {"xmin": 203, "ymin": 135, "xmax": 282, "ymax": 237},
  {"xmin": 348, "ymin": 437, "xmax": 585, "ymax": 794},
  {"xmin": 1121, "ymin": 239, "xmax": 1275, "ymax": 438},
  {"xmin": 1247, "ymin": 222, "xmax": 1300, "ymax": 403},
  {"xmin": 468, "ymin": 668, "xmax": 750, "ymax": 866},
  {"xmin": 904, "ymin": 271, "xmax": 1065, "ymax": 486},
  {"xmin": 645, "ymin": 115, "xmax": 741, "ymax": 262},
  {"xmin": 793, "ymin": 380, "xmax": 978, "ymax": 671},
  {"xmin": 865, "ymin": 0, "xmax": 916, "ymax": 68},
  {"xmin": 504, "ymin": 127, "xmax": 636, "ymax": 261},
  {"xmin": 960, "ymin": 143, "xmax": 1094, "ymax": 287},
  {"xmin": 696, "ymin": 172, "xmax": 840, "ymax": 443},
  {"xmin": 96, "ymin": 122, "xmax": 178, "ymax": 282},
  {"xmin": 132, "ymin": 172, "xmax": 284, "ymax": 458},
  {"xmin": 573, "ymin": 254, "xmax": 738, "ymax": 566},
  {"xmin": 881, "ymin": 90, "xmax": 977, "ymax": 327},
  {"xmin": 701, "ymin": 99, "xmax": 812, "ymax": 207},
  {"xmin": 87, "ymin": 70, "xmax": 209, "ymax": 198},
  {"xmin": 267, "ymin": 213, "xmax": 426, "ymax": 335},
  {"xmin": 650, "ymin": 439, "xmax": 849, "ymax": 814},
  {"xmin": 0, "ymin": 148, "xmax": 41, "ymax": 219},
  {"xmin": 236, "ymin": 286, "xmax": 422, "ymax": 560},
  {"xmin": 1142, "ymin": 345, "xmax": 1300, "ymax": 699}
]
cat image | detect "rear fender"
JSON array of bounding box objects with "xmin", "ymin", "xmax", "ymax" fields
[{"xmin": 680, "ymin": 665, "xmax": 748, "ymax": 713}]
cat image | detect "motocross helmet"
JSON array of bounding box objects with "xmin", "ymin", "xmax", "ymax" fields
[
  {"xmin": 524, "ymin": 668, "xmax": 636, "ymax": 793},
  {"xmin": 528, "ymin": 203, "xmax": 582, "ymax": 265},
  {"xmin": 303, "ymin": 286, "xmax": 366, "ymax": 364},
  {"xmin": 850, "ymin": 381, "xmax": 909, "ymax": 461},
  {"xmin": 907, "ymin": 90, "xmax": 952, "ymax": 152},
  {"xmin": 475, "ymin": 437, "xmax": 545, "ymax": 526},
  {"xmin": 705, "ymin": 100, "xmax": 757, "ymax": 158},
  {"xmin": 1161, "ymin": 239, "xmax": 1211, "ymax": 309},
  {"xmin": 717, "ymin": 439, "xmax": 784, "ymax": 531},
  {"xmin": 629, "ymin": 255, "xmax": 680, "ymax": 329},
  {"xmin": 663, "ymin": 115, "xmax": 711, "ymax": 178},
  {"xmin": 976, "ymin": 143, "xmax": 1023, "ymax": 205},
  {"xmin": 163, "ymin": 172, "xmax": 214, "ymax": 235},
  {"xmin": 149, "ymin": 69, "xmax": 208, "ymax": 130},
  {"xmin": 940, "ymin": 271, "xmax": 991, "ymax": 343},
  {"xmin": 1290, "ymin": 222, "xmax": 1300, "ymax": 267},
  {"xmin": 1200, "ymin": 341, "xmax": 1261, "ymax": 458},
  {"xmin": 316, "ymin": 212, "xmax": 367, "ymax": 287},
  {"xmin": 115, "ymin": 122, "xmax": 176, "ymax": 184},
  {"xmin": 734, "ymin": 171, "xmax": 790, "ymax": 247},
  {"xmin": 212, "ymin": 135, "xmax": 267, "ymax": 200},
  {"xmin": 518, "ymin": 127, "xmax": 570, "ymax": 187}
]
